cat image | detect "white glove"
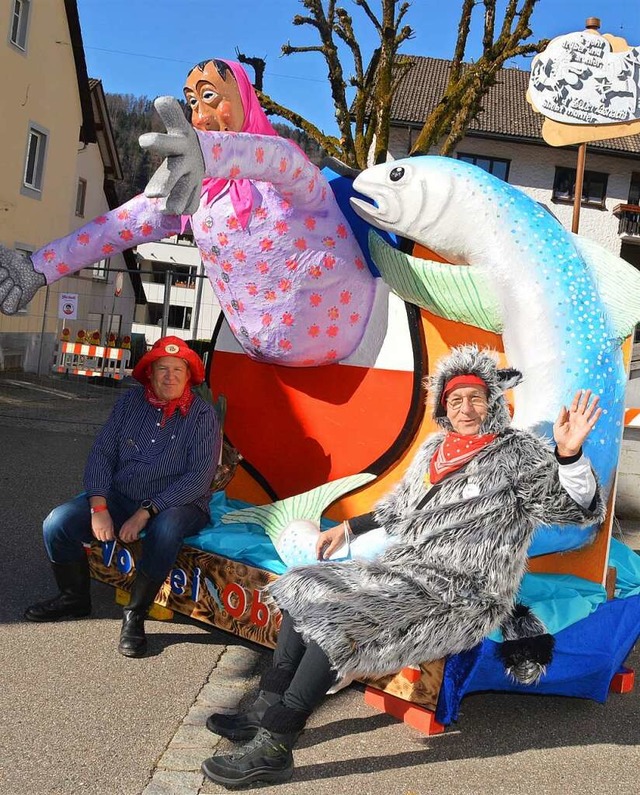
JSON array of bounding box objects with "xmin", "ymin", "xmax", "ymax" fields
[
  {"xmin": 0, "ymin": 246, "xmax": 46, "ymax": 314},
  {"xmin": 139, "ymin": 96, "xmax": 205, "ymax": 216}
]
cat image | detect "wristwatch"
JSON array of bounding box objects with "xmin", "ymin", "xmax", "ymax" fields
[{"xmin": 140, "ymin": 499, "xmax": 158, "ymax": 518}]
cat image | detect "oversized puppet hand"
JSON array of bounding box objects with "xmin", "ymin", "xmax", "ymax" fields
[
  {"xmin": 0, "ymin": 245, "xmax": 46, "ymax": 314},
  {"xmin": 553, "ymin": 389, "xmax": 602, "ymax": 457},
  {"xmin": 139, "ymin": 96, "xmax": 205, "ymax": 216}
]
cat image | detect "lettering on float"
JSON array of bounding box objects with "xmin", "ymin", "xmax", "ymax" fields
[{"xmin": 101, "ymin": 540, "xmax": 270, "ymax": 627}]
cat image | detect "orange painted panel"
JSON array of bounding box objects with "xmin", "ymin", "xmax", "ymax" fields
[{"xmin": 211, "ymin": 350, "xmax": 416, "ymax": 499}]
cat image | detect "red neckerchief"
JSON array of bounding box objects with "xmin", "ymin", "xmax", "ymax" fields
[
  {"xmin": 144, "ymin": 382, "xmax": 194, "ymax": 427},
  {"xmin": 429, "ymin": 431, "xmax": 496, "ymax": 484}
]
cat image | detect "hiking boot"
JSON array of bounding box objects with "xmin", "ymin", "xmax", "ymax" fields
[
  {"xmin": 201, "ymin": 726, "xmax": 296, "ymax": 787},
  {"xmin": 206, "ymin": 689, "xmax": 283, "ymax": 741}
]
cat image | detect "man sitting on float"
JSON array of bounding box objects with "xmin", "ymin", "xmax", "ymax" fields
[{"xmin": 201, "ymin": 344, "xmax": 603, "ymax": 789}]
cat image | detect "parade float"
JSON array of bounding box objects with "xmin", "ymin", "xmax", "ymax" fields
[{"xmin": 4, "ymin": 49, "xmax": 639, "ymax": 733}]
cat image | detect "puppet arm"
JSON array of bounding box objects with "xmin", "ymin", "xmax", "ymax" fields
[
  {"xmin": 25, "ymin": 194, "xmax": 180, "ymax": 289},
  {"xmin": 142, "ymin": 96, "xmax": 329, "ymax": 216}
]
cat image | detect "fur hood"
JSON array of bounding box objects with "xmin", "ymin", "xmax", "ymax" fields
[{"xmin": 429, "ymin": 344, "xmax": 523, "ymax": 434}]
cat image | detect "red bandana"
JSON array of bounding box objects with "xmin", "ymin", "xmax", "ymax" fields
[
  {"xmin": 429, "ymin": 431, "xmax": 496, "ymax": 484},
  {"xmin": 145, "ymin": 382, "xmax": 194, "ymax": 427}
]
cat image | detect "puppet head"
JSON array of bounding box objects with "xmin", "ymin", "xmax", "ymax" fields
[
  {"xmin": 183, "ymin": 59, "xmax": 277, "ymax": 136},
  {"xmin": 429, "ymin": 345, "xmax": 522, "ymax": 434}
]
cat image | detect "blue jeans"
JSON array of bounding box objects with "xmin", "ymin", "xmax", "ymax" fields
[{"xmin": 43, "ymin": 491, "xmax": 209, "ymax": 582}]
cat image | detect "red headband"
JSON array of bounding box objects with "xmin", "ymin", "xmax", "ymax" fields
[{"xmin": 441, "ymin": 375, "xmax": 488, "ymax": 407}]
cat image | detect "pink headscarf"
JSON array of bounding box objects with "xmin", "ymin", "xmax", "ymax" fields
[{"xmin": 186, "ymin": 59, "xmax": 281, "ymax": 230}]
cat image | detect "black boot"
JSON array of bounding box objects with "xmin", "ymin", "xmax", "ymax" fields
[
  {"xmin": 206, "ymin": 666, "xmax": 292, "ymax": 741},
  {"xmin": 24, "ymin": 560, "xmax": 91, "ymax": 622},
  {"xmin": 201, "ymin": 703, "xmax": 307, "ymax": 788},
  {"xmin": 117, "ymin": 570, "xmax": 163, "ymax": 658}
]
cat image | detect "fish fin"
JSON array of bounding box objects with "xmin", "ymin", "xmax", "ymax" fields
[
  {"xmin": 221, "ymin": 472, "xmax": 376, "ymax": 543},
  {"xmin": 571, "ymin": 233, "xmax": 640, "ymax": 339},
  {"xmin": 368, "ymin": 231, "xmax": 504, "ymax": 333}
]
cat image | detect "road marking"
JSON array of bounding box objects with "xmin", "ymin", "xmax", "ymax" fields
[{"xmin": 1, "ymin": 380, "xmax": 83, "ymax": 400}]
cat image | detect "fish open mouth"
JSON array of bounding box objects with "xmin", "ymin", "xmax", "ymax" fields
[
  {"xmin": 350, "ymin": 195, "xmax": 383, "ymax": 222},
  {"xmin": 350, "ymin": 192, "xmax": 402, "ymax": 229}
]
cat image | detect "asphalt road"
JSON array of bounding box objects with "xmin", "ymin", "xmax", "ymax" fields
[{"xmin": 1, "ymin": 376, "xmax": 638, "ymax": 795}]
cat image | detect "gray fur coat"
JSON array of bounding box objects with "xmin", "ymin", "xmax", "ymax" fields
[{"xmin": 268, "ymin": 347, "xmax": 604, "ymax": 680}]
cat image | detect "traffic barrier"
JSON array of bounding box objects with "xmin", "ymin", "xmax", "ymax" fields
[{"xmin": 53, "ymin": 341, "xmax": 130, "ymax": 380}]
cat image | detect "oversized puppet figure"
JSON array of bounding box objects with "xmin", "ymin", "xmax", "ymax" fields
[{"xmin": 0, "ymin": 59, "xmax": 377, "ymax": 367}]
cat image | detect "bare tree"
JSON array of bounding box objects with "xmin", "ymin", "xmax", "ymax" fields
[
  {"xmin": 411, "ymin": 0, "xmax": 548, "ymax": 155},
  {"xmin": 240, "ymin": 0, "xmax": 414, "ymax": 169},
  {"xmin": 238, "ymin": 0, "xmax": 548, "ymax": 168}
]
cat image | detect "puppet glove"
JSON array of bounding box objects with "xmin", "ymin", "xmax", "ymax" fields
[
  {"xmin": 140, "ymin": 96, "xmax": 205, "ymax": 216},
  {"xmin": 0, "ymin": 246, "xmax": 46, "ymax": 314}
]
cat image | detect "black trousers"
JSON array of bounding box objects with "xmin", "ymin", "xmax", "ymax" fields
[{"xmin": 272, "ymin": 612, "xmax": 338, "ymax": 715}]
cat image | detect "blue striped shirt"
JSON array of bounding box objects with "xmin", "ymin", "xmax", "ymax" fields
[{"xmin": 84, "ymin": 386, "xmax": 220, "ymax": 516}]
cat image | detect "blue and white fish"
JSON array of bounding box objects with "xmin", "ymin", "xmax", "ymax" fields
[{"xmin": 350, "ymin": 156, "xmax": 640, "ymax": 553}]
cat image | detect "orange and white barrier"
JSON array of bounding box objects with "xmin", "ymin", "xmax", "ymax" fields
[
  {"xmin": 625, "ymin": 408, "xmax": 640, "ymax": 428},
  {"xmin": 53, "ymin": 342, "xmax": 130, "ymax": 380}
]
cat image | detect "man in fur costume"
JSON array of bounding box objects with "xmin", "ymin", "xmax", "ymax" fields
[{"xmin": 202, "ymin": 345, "xmax": 603, "ymax": 788}]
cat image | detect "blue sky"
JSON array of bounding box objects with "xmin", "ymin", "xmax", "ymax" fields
[{"xmin": 77, "ymin": 0, "xmax": 640, "ymax": 135}]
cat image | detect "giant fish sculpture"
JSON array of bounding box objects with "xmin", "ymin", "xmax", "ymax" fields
[{"xmin": 349, "ymin": 155, "xmax": 640, "ymax": 553}]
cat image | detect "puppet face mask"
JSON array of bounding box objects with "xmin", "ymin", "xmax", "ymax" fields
[{"xmin": 184, "ymin": 61, "xmax": 245, "ymax": 132}]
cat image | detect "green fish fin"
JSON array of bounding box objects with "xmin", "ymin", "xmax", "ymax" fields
[
  {"xmin": 571, "ymin": 233, "xmax": 640, "ymax": 339},
  {"xmin": 369, "ymin": 231, "xmax": 503, "ymax": 333},
  {"xmin": 221, "ymin": 472, "xmax": 376, "ymax": 543}
]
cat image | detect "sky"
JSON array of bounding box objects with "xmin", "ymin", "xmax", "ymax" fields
[{"xmin": 76, "ymin": 0, "xmax": 640, "ymax": 135}]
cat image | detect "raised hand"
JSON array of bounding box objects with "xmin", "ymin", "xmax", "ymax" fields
[
  {"xmin": 0, "ymin": 246, "xmax": 46, "ymax": 314},
  {"xmin": 139, "ymin": 96, "xmax": 205, "ymax": 216},
  {"xmin": 553, "ymin": 389, "xmax": 602, "ymax": 457}
]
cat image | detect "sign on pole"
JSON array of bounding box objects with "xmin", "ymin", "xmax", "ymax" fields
[{"xmin": 58, "ymin": 293, "xmax": 78, "ymax": 320}]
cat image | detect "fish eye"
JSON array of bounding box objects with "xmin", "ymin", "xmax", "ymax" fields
[{"xmin": 389, "ymin": 167, "xmax": 405, "ymax": 182}]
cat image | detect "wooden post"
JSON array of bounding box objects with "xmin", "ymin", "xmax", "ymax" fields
[{"xmin": 571, "ymin": 142, "xmax": 587, "ymax": 233}]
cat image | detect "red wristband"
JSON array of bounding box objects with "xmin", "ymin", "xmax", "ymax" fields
[{"xmin": 90, "ymin": 504, "xmax": 108, "ymax": 515}]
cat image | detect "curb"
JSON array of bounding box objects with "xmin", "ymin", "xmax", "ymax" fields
[{"xmin": 141, "ymin": 643, "xmax": 264, "ymax": 795}]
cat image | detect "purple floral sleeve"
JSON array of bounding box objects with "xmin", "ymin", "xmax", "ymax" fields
[{"xmin": 31, "ymin": 194, "xmax": 182, "ymax": 283}]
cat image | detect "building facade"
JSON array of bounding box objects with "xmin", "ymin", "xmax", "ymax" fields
[
  {"xmin": 0, "ymin": 0, "xmax": 137, "ymax": 374},
  {"xmin": 387, "ymin": 56, "xmax": 640, "ymax": 270}
]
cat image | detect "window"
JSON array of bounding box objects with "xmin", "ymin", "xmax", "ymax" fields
[
  {"xmin": 552, "ymin": 167, "xmax": 608, "ymax": 208},
  {"xmin": 457, "ymin": 153, "xmax": 510, "ymax": 181},
  {"xmin": 75, "ymin": 178, "xmax": 87, "ymax": 217},
  {"xmin": 22, "ymin": 123, "xmax": 48, "ymax": 197},
  {"xmin": 93, "ymin": 258, "xmax": 109, "ymax": 281},
  {"xmin": 171, "ymin": 264, "xmax": 197, "ymax": 288},
  {"xmin": 9, "ymin": 0, "xmax": 30, "ymax": 51},
  {"xmin": 147, "ymin": 302, "xmax": 192, "ymax": 330},
  {"xmin": 628, "ymin": 172, "xmax": 640, "ymax": 207}
]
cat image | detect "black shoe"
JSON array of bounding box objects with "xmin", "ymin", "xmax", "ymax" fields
[
  {"xmin": 24, "ymin": 560, "xmax": 91, "ymax": 622},
  {"xmin": 118, "ymin": 608, "xmax": 147, "ymax": 657},
  {"xmin": 201, "ymin": 727, "xmax": 295, "ymax": 788},
  {"xmin": 117, "ymin": 570, "xmax": 163, "ymax": 658},
  {"xmin": 206, "ymin": 690, "xmax": 283, "ymax": 741}
]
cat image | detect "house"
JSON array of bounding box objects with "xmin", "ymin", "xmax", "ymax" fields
[
  {"xmin": 387, "ymin": 55, "xmax": 640, "ymax": 272},
  {"xmin": 0, "ymin": 0, "xmax": 139, "ymax": 374},
  {"xmin": 132, "ymin": 233, "xmax": 221, "ymax": 348},
  {"xmin": 387, "ymin": 55, "xmax": 640, "ymax": 515}
]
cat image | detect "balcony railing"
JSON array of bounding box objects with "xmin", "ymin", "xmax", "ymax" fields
[{"xmin": 613, "ymin": 203, "xmax": 640, "ymax": 238}]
